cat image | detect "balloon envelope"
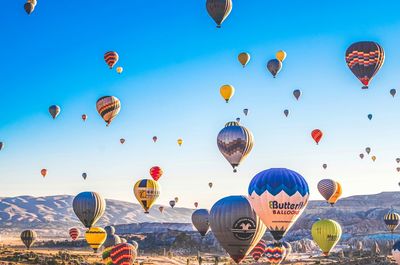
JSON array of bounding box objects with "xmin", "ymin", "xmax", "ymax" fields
[
  {"xmin": 311, "ymin": 219, "xmax": 342, "ymax": 256},
  {"xmin": 265, "ymin": 242, "xmax": 286, "ymax": 265},
  {"xmin": 192, "ymin": 209, "xmax": 210, "ymax": 236},
  {"xmin": 169, "ymin": 200, "xmax": 176, "ymax": 208},
  {"xmin": 384, "ymin": 210, "xmax": 400, "ymax": 233},
  {"xmin": 69, "ymin": 228, "xmax": 80, "ymax": 241},
  {"xmin": 150, "ymin": 166, "xmax": 163, "ymax": 181},
  {"xmin": 391, "ymin": 89, "xmax": 397, "ymax": 97},
  {"xmin": 276, "ymin": 50, "xmax": 287, "ymax": 62},
  {"xmin": 293, "ymin": 89, "xmax": 301, "ymax": 100},
  {"xmin": 96, "ymin": 96, "xmax": 121, "ymax": 126},
  {"xmin": 220, "ymin": 84, "xmax": 235, "ymax": 103},
  {"xmin": 111, "ymin": 243, "xmax": 137, "ymax": 265},
  {"xmin": 73, "ymin": 191, "xmax": 106, "ymax": 228},
  {"xmin": 49, "ymin": 105, "xmax": 61, "ymax": 119},
  {"xmin": 133, "ymin": 179, "xmax": 160, "ymax": 213},
  {"xmin": 206, "ymin": 0, "xmax": 232, "ymax": 28},
  {"xmin": 41, "ymin": 169, "xmax": 47, "ymax": 177},
  {"xmin": 24, "ymin": 2, "xmax": 34, "ymax": 15},
  {"xmin": 284, "ymin": 109, "xmax": 289, "ymax": 117},
  {"xmin": 311, "ymin": 129, "xmax": 323, "ymax": 144},
  {"xmin": 85, "ymin": 227, "xmax": 107, "ymax": 253},
  {"xmin": 248, "ymin": 168, "xmax": 309, "ymax": 241},
  {"xmin": 21, "ymin": 230, "xmax": 37, "ymax": 249},
  {"xmin": 238, "ymin": 53, "xmax": 250, "ymax": 67},
  {"xmin": 209, "ymin": 195, "xmax": 266, "ymax": 264},
  {"xmin": 104, "ymin": 51, "xmax": 119, "ymax": 69},
  {"xmin": 267, "ymin": 59, "xmax": 282, "ymax": 78}
]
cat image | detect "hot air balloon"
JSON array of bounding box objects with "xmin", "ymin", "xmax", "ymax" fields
[
  {"xmin": 0, "ymin": 142, "xmax": 3, "ymax": 151},
  {"xmin": 282, "ymin": 241, "xmax": 292, "ymax": 261},
  {"xmin": 397, "ymin": 158, "xmax": 400, "ymax": 164},
  {"xmin": 82, "ymin": 114, "xmax": 87, "ymax": 121},
  {"xmin": 27, "ymin": 0, "xmax": 37, "ymax": 6},
  {"xmin": 152, "ymin": 136, "xmax": 158, "ymax": 143},
  {"xmin": 209, "ymin": 195, "xmax": 266, "ymax": 264},
  {"xmin": 391, "ymin": 89, "xmax": 397, "ymax": 98},
  {"xmin": 174, "ymin": 197, "xmax": 179, "ymax": 203},
  {"xmin": 397, "ymin": 167, "xmax": 400, "ymax": 173},
  {"xmin": 359, "ymin": 153, "xmax": 364, "ymax": 159},
  {"xmin": 250, "ymin": 239, "xmax": 266, "ymax": 262},
  {"xmin": 120, "ymin": 138, "xmax": 125, "ymax": 144},
  {"xmin": 159, "ymin": 206, "xmax": 164, "ymax": 213},
  {"xmin": 111, "ymin": 243, "xmax": 137, "ymax": 265},
  {"xmin": 169, "ymin": 200, "xmax": 176, "ymax": 208},
  {"xmin": 149, "ymin": 166, "xmax": 163, "ymax": 181},
  {"xmin": 276, "ymin": 50, "xmax": 287, "ymax": 62},
  {"xmin": 208, "ymin": 182, "xmax": 213, "ymax": 188},
  {"xmin": 236, "ymin": 117, "xmax": 240, "ymax": 123},
  {"xmin": 265, "ymin": 242, "xmax": 286, "ymax": 265},
  {"xmin": 318, "ymin": 179, "xmax": 342, "ymax": 206},
  {"xmin": 243, "ymin": 108, "xmax": 249, "ymax": 116},
  {"xmin": 21, "ymin": 230, "xmax": 37, "ymax": 249},
  {"xmin": 104, "ymin": 51, "xmax": 119, "ymax": 69},
  {"xmin": 82, "ymin": 173, "xmax": 87, "ymax": 180},
  {"xmin": 206, "ymin": 0, "xmax": 232, "ymax": 28},
  {"xmin": 104, "ymin": 226, "xmax": 115, "ymax": 236},
  {"xmin": 73, "ymin": 191, "xmax": 106, "ymax": 228},
  {"xmin": 384, "ymin": 209, "xmax": 400, "ymax": 233},
  {"xmin": 322, "ymin": 164, "xmax": 327, "ymax": 170},
  {"xmin": 116, "ymin": 66, "xmax": 123, "ymax": 74},
  {"xmin": 41, "ymin": 169, "xmax": 47, "ymax": 177},
  {"xmin": 103, "ymin": 233, "xmax": 121, "ymax": 249},
  {"xmin": 24, "ymin": 2, "xmax": 34, "ymax": 15},
  {"xmin": 238, "ymin": 52, "xmax": 250, "ymax": 67},
  {"xmin": 133, "ymin": 179, "xmax": 160, "ymax": 214},
  {"xmin": 177, "ymin": 138, "xmax": 183, "ymax": 146},
  {"xmin": 49, "ymin": 105, "xmax": 61, "ymax": 119},
  {"xmin": 69, "ymin": 228, "xmax": 80, "ymax": 241},
  {"xmin": 192, "ymin": 209, "xmax": 210, "ymax": 237},
  {"xmin": 220, "ymin": 84, "xmax": 235, "ymax": 103},
  {"xmin": 345, "ymin": 41, "xmax": 384, "ymax": 89},
  {"xmin": 96, "ymin": 96, "xmax": 121, "ymax": 126},
  {"xmin": 372, "ymin": 155, "xmax": 377, "ymax": 162},
  {"xmin": 368, "ymin": 114, "xmax": 373, "ymax": 120},
  {"xmin": 248, "ymin": 168, "xmax": 309, "ymax": 241},
  {"xmin": 102, "ymin": 246, "xmax": 113, "ymax": 265},
  {"xmin": 284, "ymin": 109, "xmax": 289, "ymax": 117},
  {"xmin": 217, "ymin": 121, "xmax": 254, "ymax": 172},
  {"xmin": 194, "ymin": 202, "xmax": 199, "ymax": 208},
  {"xmin": 392, "ymin": 240, "xmax": 400, "ymax": 265},
  {"xmin": 85, "ymin": 227, "xmax": 107, "ymax": 253},
  {"xmin": 311, "ymin": 219, "xmax": 342, "ymax": 256},
  {"xmin": 311, "ymin": 129, "xmax": 323, "ymax": 144},
  {"xmin": 292, "ymin": 89, "xmax": 301, "ymax": 100},
  {"xmin": 267, "ymin": 59, "xmax": 282, "ymax": 78},
  {"xmin": 366, "ymin": 147, "xmax": 371, "ymax": 154}
]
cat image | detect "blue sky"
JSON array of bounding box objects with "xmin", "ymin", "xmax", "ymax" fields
[{"xmin": 1, "ymin": 1, "xmax": 400, "ymax": 209}]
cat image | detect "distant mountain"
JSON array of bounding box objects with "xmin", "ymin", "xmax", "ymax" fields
[{"xmin": 0, "ymin": 192, "xmax": 399, "ymax": 240}]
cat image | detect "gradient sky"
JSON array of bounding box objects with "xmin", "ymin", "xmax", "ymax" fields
[{"xmin": 1, "ymin": 1, "xmax": 400, "ymax": 209}]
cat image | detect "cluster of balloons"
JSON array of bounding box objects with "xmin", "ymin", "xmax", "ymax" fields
[
  {"xmin": 359, "ymin": 147, "xmax": 376, "ymax": 162},
  {"xmin": 24, "ymin": 0, "xmax": 37, "ymax": 15},
  {"xmin": 104, "ymin": 51, "xmax": 123, "ymax": 74}
]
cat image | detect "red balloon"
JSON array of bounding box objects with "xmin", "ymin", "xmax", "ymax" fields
[
  {"xmin": 194, "ymin": 202, "xmax": 199, "ymax": 208},
  {"xmin": 149, "ymin": 166, "xmax": 163, "ymax": 181},
  {"xmin": 110, "ymin": 243, "xmax": 137, "ymax": 265},
  {"xmin": 69, "ymin": 228, "xmax": 80, "ymax": 241},
  {"xmin": 311, "ymin": 129, "xmax": 323, "ymax": 145},
  {"xmin": 82, "ymin": 114, "xmax": 87, "ymax": 121}
]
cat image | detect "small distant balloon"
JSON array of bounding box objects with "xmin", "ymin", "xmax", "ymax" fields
[
  {"xmin": 208, "ymin": 182, "xmax": 213, "ymax": 188},
  {"xmin": 276, "ymin": 50, "xmax": 287, "ymax": 62},
  {"xmin": 396, "ymin": 158, "xmax": 400, "ymax": 163},
  {"xmin": 311, "ymin": 129, "xmax": 323, "ymax": 145},
  {"xmin": 159, "ymin": 206, "xmax": 164, "ymax": 213},
  {"xmin": 220, "ymin": 84, "xmax": 235, "ymax": 103},
  {"xmin": 284, "ymin": 109, "xmax": 289, "ymax": 117},
  {"xmin": 149, "ymin": 166, "xmax": 163, "ymax": 181},
  {"xmin": 169, "ymin": 200, "xmax": 175, "ymax": 208},
  {"xmin": 243, "ymin": 108, "xmax": 249, "ymax": 116},
  {"xmin": 323, "ymin": 164, "xmax": 327, "ymax": 170},
  {"xmin": 359, "ymin": 153, "xmax": 364, "ymax": 159},
  {"xmin": 0, "ymin": 142, "xmax": 3, "ymax": 151},
  {"xmin": 120, "ymin": 138, "xmax": 125, "ymax": 144},
  {"xmin": 82, "ymin": 173, "xmax": 87, "ymax": 180},
  {"xmin": 293, "ymin": 89, "xmax": 301, "ymax": 100},
  {"xmin": 49, "ymin": 105, "xmax": 61, "ymax": 119},
  {"xmin": 153, "ymin": 136, "xmax": 158, "ymax": 143},
  {"xmin": 366, "ymin": 147, "xmax": 371, "ymax": 154},
  {"xmin": 177, "ymin": 138, "xmax": 183, "ymax": 146},
  {"xmin": 24, "ymin": 2, "xmax": 34, "ymax": 15},
  {"xmin": 238, "ymin": 52, "xmax": 250, "ymax": 67},
  {"xmin": 390, "ymin": 89, "xmax": 397, "ymax": 97},
  {"xmin": 397, "ymin": 167, "xmax": 400, "ymax": 172},
  {"xmin": 116, "ymin": 66, "xmax": 123, "ymax": 74},
  {"xmin": 368, "ymin": 114, "xmax": 373, "ymax": 120},
  {"xmin": 174, "ymin": 197, "xmax": 179, "ymax": 203},
  {"xmin": 372, "ymin": 155, "xmax": 376, "ymax": 162},
  {"xmin": 41, "ymin": 169, "xmax": 47, "ymax": 177},
  {"xmin": 236, "ymin": 117, "xmax": 240, "ymax": 123},
  {"xmin": 82, "ymin": 114, "xmax": 87, "ymax": 122},
  {"xmin": 104, "ymin": 51, "xmax": 119, "ymax": 69},
  {"xmin": 267, "ymin": 59, "xmax": 282, "ymax": 78},
  {"xmin": 194, "ymin": 202, "xmax": 198, "ymax": 208}
]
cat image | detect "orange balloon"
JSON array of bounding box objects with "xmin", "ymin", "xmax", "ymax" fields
[
  {"xmin": 41, "ymin": 169, "xmax": 47, "ymax": 177},
  {"xmin": 311, "ymin": 129, "xmax": 323, "ymax": 145}
]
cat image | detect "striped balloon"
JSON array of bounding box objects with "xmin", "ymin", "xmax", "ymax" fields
[
  {"xmin": 111, "ymin": 243, "xmax": 137, "ymax": 265},
  {"xmin": 311, "ymin": 129, "xmax": 323, "ymax": 144},
  {"xmin": 85, "ymin": 227, "xmax": 107, "ymax": 253},
  {"xmin": 317, "ymin": 179, "xmax": 336, "ymax": 202},
  {"xmin": 69, "ymin": 227, "xmax": 80, "ymax": 241},
  {"xmin": 384, "ymin": 210, "xmax": 400, "ymax": 233},
  {"xmin": 149, "ymin": 166, "xmax": 163, "ymax": 181},
  {"xmin": 102, "ymin": 246, "xmax": 114, "ymax": 265},
  {"xmin": 104, "ymin": 51, "xmax": 119, "ymax": 69},
  {"xmin": 96, "ymin": 96, "xmax": 121, "ymax": 126},
  {"xmin": 250, "ymin": 239, "xmax": 266, "ymax": 262},
  {"xmin": 20, "ymin": 230, "xmax": 37, "ymax": 249},
  {"xmin": 265, "ymin": 242, "xmax": 286, "ymax": 265}
]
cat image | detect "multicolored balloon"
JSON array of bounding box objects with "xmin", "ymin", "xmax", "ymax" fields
[
  {"xmin": 49, "ymin": 105, "xmax": 61, "ymax": 119},
  {"xmin": 72, "ymin": 191, "xmax": 106, "ymax": 228},
  {"xmin": 345, "ymin": 41, "xmax": 385, "ymax": 89},
  {"xmin": 384, "ymin": 209, "xmax": 400, "ymax": 233},
  {"xmin": 248, "ymin": 168, "xmax": 309, "ymax": 241},
  {"xmin": 206, "ymin": 0, "xmax": 232, "ymax": 28},
  {"xmin": 209, "ymin": 195, "xmax": 266, "ymax": 264},
  {"xmin": 96, "ymin": 96, "xmax": 121, "ymax": 126},
  {"xmin": 69, "ymin": 227, "xmax": 80, "ymax": 241},
  {"xmin": 267, "ymin": 59, "xmax": 282, "ymax": 78},
  {"xmin": 217, "ymin": 121, "xmax": 254, "ymax": 172},
  {"xmin": 265, "ymin": 242, "xmax": 286, "ymax": 265},
  {"xmin": 110, "ymin": 243, "xmax": 137, "ymax": 265},
  {"xmin": 238, "ymin": 52, "xmax": 250, "ymax": 67},
  {"xmin": 149, "ymin": 166, "xmax": 163, "ymax": 181},
  {"xmin": 41, "ymin": 169, "xmax": 47, "ymax": 177},
  {"xmin": 250, "ymin": 239, "xmax": 266, "ymax": 262},
  {"xmin": 192, "ymin": 209, "xmax": 210, "ymax": 237},
  {"xmin": 85, "ymin": 227, "xmax": 107, "ymax": 253},
  {"xmin": 21, "ymin": 230, "xmax": 37, "ymax": 249},
  {"xmin": 82, "ymin": 114, "xmax": 87, "ymax": 121},
  {"xmin": 104, "ymin": 51, "xmax": 119, "ymax": 69},
  {"xmin": 311, "ymin": 129, "xmax": 323, "ymax": 145},
  {"xmin": 311, "ymin": 219, "xmax": 342, "ymax": 256},
  {"xmin": 220, "ymin": 84, "xmax": 235, "ymax": 103},
  {"xmin": 318, "ymin": 179, "xmax": 342, "ymax": 206},
  {"xmin": 24, "ymin": 2, "xmax": 34, "ymax": 15},
  {"xmin": 133, "ymin": 179, "xmax": 160, "ymax": 214}
]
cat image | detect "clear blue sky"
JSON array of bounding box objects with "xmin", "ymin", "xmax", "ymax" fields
[{"xmin": 1, "ymin": 0, "xmax": 400, "ymax": 209}]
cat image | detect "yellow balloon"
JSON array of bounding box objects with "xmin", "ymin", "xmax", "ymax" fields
[
  {"xmin": 328, "ymin": 181, "xmax": 342, "ymax": 205},
  {"xmin": 311, "ymin": 219, "xmax": 342, "ymax": 256},
  {"xmin": 177, "ymin": 138, "xmax": 183, "ymax": 146},
  {"xmin": 220, "ymin": 85, "xmax": 235, "ymax": 103},
  {"xmin": 276, "ymin": 50, "xmax": 287, "ymax": 62},
  {"xmin": 116, "ymin": 66, "xmax": 123, "ymax": 74},
  {"xmin": 372, "ymin": 155, "xmax": 376, "ymax": 162},
  {"xmin": 85, "ymin": 227, "xmax": 106, "ymax": 253},
  {"xmin": 238, "ymin": 52, "xmax": 250, "ymax": 67},
  {"xmin": 134, "ymin": 179, "xmax": 160, "ymax": 213}
]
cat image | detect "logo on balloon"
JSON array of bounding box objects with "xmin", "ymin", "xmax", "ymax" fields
[
  {"xmin": 269, "ymin": 201, "xmax": 306, "ymax": 215},
  {"xmin": 232, "ymin": 218, "xmax": 256, "ymax": 240}
]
